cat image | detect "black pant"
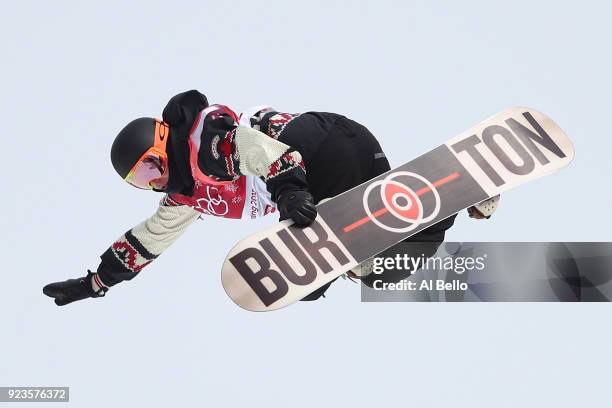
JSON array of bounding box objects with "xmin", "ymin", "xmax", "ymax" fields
[
  {"xmin": 304, "ymin": 117, "xmax": 391, "ymax": 204},
  {"xmin": 300, "ymin": 117, "xmax": 456, "ymax": 300}
]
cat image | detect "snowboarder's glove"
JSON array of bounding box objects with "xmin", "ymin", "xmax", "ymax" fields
[
  {"xmin": 43, "ymin": 270, "xmax": 107, "ymax": 306},
  {"xmin": 278, "ymin": 190, "xmax": 317, "ymax": 226},
  {"xmin": 468, "ymin": 195, "xmax": 500, "ymax": 219}
]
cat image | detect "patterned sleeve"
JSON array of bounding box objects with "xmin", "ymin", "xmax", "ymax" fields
[
  {"xmin": 233, "ymin": 125, "xmax": 308, "ymax": 202},
  {"xmin": 96, "ymin": 202, "xmax": 201, "ymax": 286},
  {"xmin": 200, "ymin": 105, "xmax": 308, "ymax": 202}
]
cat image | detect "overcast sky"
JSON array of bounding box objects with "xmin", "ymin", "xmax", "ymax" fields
[{"xmin": 2, "ymin": 1, "xmax": 611, "ymax": 407}]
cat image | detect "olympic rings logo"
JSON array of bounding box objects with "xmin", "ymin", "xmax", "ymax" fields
[
  {"xmin": 362, "ymin": 171, "xmax": 441, "ymax": 233},
  {"xmin": 195, "ymin": 186, "xmax": 229, "ymax": 216}
]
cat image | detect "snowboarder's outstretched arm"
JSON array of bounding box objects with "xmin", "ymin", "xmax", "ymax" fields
[
  {"xmin": 97, "ymin": 202, "xmax": 200, "ymax": 285},
  {"xmin": 43, "ymin": 202, "xmax": 200, "ymax": 306}
]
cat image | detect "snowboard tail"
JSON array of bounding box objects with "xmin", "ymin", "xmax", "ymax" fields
[{"xmin": 221, "ymin": 107, "xmax": 574, "ymax": 311}]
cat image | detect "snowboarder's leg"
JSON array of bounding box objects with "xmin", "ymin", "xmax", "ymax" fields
[
  {"xmin": 300, "ymin": 118, "xmax": 390, "ymax": 300},
  {"xmin": 305, "ymin": 117, "xmax": 390, "ymax": 203},
  {"xmin": 307, "ymin": 118, "xmax": 458, "ymax": 290}
]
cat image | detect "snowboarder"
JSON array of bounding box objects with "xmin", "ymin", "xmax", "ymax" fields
[{"xmin": 43, "ymin": 90, "xmax": 498, "ymax": 306}]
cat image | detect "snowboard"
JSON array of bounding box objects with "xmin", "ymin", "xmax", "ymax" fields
[{"xmin": 221, "ymin": 107, "xmax": 574, "ymax": 311}]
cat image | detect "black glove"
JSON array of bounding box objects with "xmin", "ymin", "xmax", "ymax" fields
[
  {"xmin": 43, "ymin": 270, "xmax": 107, "ymax": 306},
  {"xmin": 278, "ymin": 190, "xmax": 317, "ymax": 226}
]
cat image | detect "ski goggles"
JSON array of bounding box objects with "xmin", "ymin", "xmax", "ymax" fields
[{"xmin": 125, "ymin": 120, "xmax": 170, "ymax": 190}]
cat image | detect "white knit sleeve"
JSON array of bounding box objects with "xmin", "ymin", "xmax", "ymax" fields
[
  {"xmin": 130, "ymin": 204, "xmax": 201, "ymax": 256},
  {"xmin": 234, "ymin": 125, "xmax": 302, "ymax": 177}
]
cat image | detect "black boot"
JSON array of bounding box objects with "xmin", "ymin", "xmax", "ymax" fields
[{"xmin": 43, "ymin": 270, "xmax": 107, "ymax": 306}]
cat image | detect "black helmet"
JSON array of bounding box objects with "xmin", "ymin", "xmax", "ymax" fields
[
  {"xmin": 111, "ymin": 118, "xmax": 170, "ymax": 190},
  {"xmin": 111, "ymin": 118, "xmax": 158, "ymax": 178}
]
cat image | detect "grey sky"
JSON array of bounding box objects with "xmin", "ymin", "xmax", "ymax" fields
[{"xmin": 1, "ymin": 1, "xmax": 610, "ymax": 407}]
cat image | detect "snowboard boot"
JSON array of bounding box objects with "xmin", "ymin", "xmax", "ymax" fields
[{"xmin": 43, "ymin": 270, "xmax": 108, "ymax": 306}]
